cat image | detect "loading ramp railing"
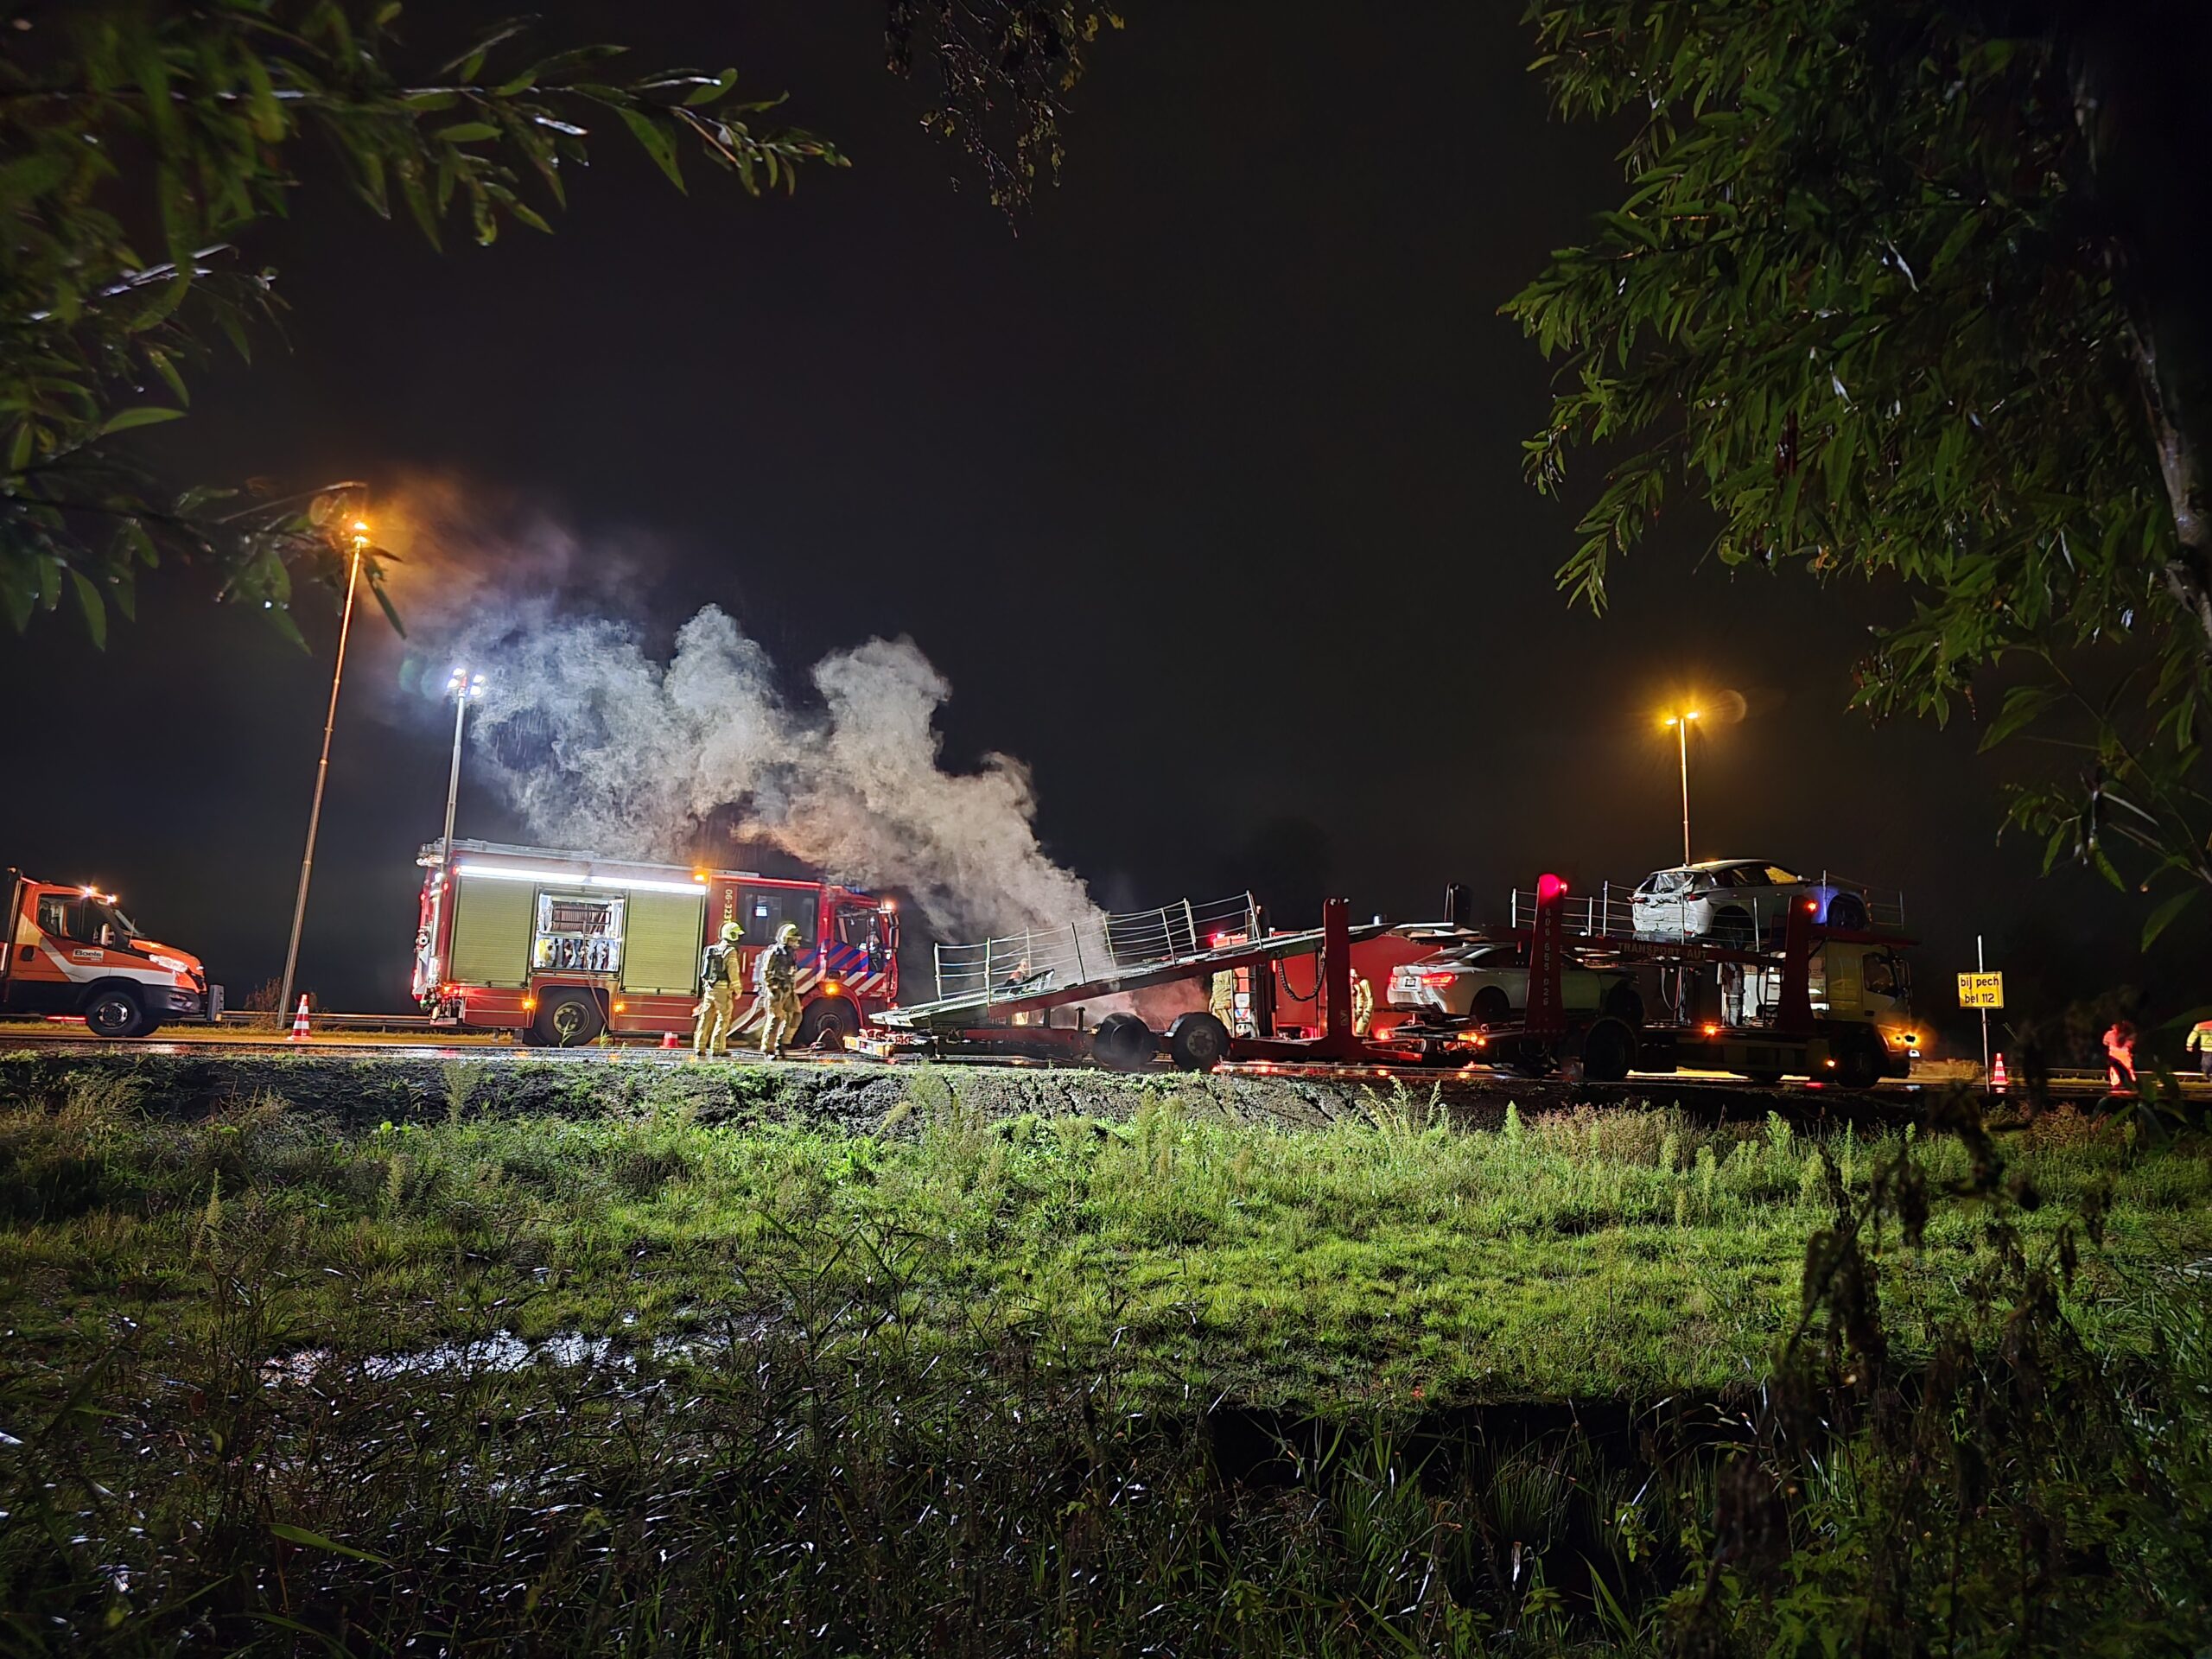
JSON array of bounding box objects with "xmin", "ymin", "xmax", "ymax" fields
[
  {"xmin": 1507, "ymin": 873, "xmax": 1904, "ymax": 942},
  {"xmin": 929, "ymin": 892, "xmax": 1261, "ymax": 1007}
]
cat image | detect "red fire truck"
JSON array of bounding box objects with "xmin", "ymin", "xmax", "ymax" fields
[
  {"xmin": 3, "ymin": 868, "xmax": 222, "ymax": 1037},
  {"xmin": 411, "ymin": 839, "xmax": 899, "ymax": 1046}
]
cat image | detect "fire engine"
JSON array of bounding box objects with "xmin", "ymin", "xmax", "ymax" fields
[
  {"xmin": 411, "ymin": 839, "xmax": 899, "ymax": 1046},
  {"xmin": 2, "ymin": 869, "xmax": 222, "ymax": 1038}
]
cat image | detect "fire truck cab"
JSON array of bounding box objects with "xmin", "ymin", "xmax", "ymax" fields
[
  {"xmin": 412, "ymin": 839, "xmax": 899, "ymax": 1046},
  {"xmin": 2, "ymin": 868, "xmax": 222, "ymax": 1038}
]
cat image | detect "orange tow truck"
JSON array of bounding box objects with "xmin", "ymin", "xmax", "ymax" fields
[{"xmin": 2, "ymin": 869, "xmax": 222, "ymax": 1038}]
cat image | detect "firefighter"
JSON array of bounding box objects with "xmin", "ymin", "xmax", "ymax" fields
[
  {"xmin": 1209, "ymin": 969, "xmax": 1237, "ymax": 1033},
  {"xmin": 2190, "ymin": 1015, "xmax": 2212, "ymax": 1079},
  {"xmin": 758, "ymin": 921, "xmax": 806, "ymax": 1055},
  {"xmin": 693, "ymin": 920, "xmax": 744, "ymax": 1058},
  {"xmin": 1350, "ymin": 971, "xmax": 1374, "ymax": 1039}
]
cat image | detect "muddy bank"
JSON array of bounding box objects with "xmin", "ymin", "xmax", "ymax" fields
[{"xmin": 0, "ymin": 1046, "xmax": 1916, "ymax": 1135}]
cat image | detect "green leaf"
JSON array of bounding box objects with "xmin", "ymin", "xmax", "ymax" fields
[
  {"xmin": 143, "ymin": 346, "xmax": 191, "ymax": 408},
  {"xmin": 67, "ymin": 569, "xmax": 106, "ymax": 649},
  {"xmin": 2142, "ymin": 886, "xmax": 2201, "ymax": 951},
  {"xmin": 615, "ymin": 106, "xmax": 685, "ymax": 191},
  {"xmin": 269, "ymin": 1522, "xmax": 391, "ymax": 1565},
  {"xmin": 99, "ymin": 406, "xmax": 186, "ymax": 437},
  {"xmin": 435, "ymin": 123, "xmax": 502, "ymax": 144},
  {"xmin": 685, "ymin": 69, "xmax": 740, "ymax": 106},
  {"xmin": 1979, "ymin": 683, "xmax": 2063, "ymax": 752}
]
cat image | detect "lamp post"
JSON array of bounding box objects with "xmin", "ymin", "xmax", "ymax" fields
[
  {"xmin": 1662, "ymin": 707, "xmax": 1700, "ymax": 865},
  {"xmin": 426, "ymin": 668, "xmax": 485, "ymax": 976},
  {"xmin": 277, "ymin": 518, "xmax": 371, "ymax": 1020}
]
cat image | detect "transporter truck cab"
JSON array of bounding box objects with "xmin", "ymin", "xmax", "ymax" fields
[{"xmin": 2, "ymin": 869, "xmax": 221, "ymax": 1038}]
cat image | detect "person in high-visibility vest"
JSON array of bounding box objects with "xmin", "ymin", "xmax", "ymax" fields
[
  {"xmin": 1350, "ymin": 972, "xmax": 1374, "ymax": 1039},
  {"xmin": 2188, "ymin": 1016, "xmax": 2212, "ymax": 1079},
  {"xmin": 693, "ymin": 920, "xmax": 744, "ymax": 1058},
  {"xmin": 2104, "ymin": 1020, "xmax": 2138, "ymax": 1095}
]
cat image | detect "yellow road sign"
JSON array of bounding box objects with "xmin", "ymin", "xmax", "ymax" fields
[{"xmin": 1957, "ymin": 971, "xmax": 2005, "ymax": 1009}]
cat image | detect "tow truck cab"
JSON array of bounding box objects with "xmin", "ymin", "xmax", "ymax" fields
[{"xmin": 0, "ymin": 869, "xmax": 222, "ymax": 1038}]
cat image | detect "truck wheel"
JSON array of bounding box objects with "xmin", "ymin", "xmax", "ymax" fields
[
  {"xmin": 1833, "ymin": 1028, "xmax": 1885, "ymax": 1090},
  {"xmin": 1579, "ymin": 1017, "xmax": 1636, "ymax": 1084},
  {"xmin": 1471, "ymin": 987, "xmax": 1511, "ymax": 1027},
  {"xmin": 798, "ymin": 997, "xmax": 861, "ymax": 1050},
  {"xmin": 1091, "ymin": 1012, "xmax": 1158, "ymax": 1071},
  {"xmin": 537, "ymin": 991, "xmax": 604, "ymax": 1048},
  {"xmin": 82, "ymin": 986, "xmax": 148, "ymax": 1039},
  {"xmin": 1166, "ymin": 1012, "xmax": 1232, "ymax": 1072}
]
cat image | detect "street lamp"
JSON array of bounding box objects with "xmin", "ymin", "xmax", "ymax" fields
[
  {"xmin": 426, "ymin": 667, "xmax": 486, "ymax": 968},
  {"xmin": 277, "ymin": 517, "xmax": 372, "ymax": 1020},
  {"xmin": 1662, "ymin": 707, "xmax": 1700, "ymax": 865}
]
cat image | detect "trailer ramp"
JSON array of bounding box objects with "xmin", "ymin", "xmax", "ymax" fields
[{"xmin": 884, "ymin": 893, "xmax": 1391, "ymax": 1033}]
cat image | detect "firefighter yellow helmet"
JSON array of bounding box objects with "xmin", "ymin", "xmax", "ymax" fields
[
  {"xmin": 776, "ymin": 922, "xmax": 802, "ymax": 944},
  {"xmin": 719, "ymin": 921, "xmax": 743, "ymax": 944}
]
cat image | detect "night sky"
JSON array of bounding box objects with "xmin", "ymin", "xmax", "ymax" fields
[{"xmin": 0, "ymin": 2, "xmax": 2189, "ymax": 1046}]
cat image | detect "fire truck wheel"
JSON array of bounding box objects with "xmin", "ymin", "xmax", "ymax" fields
[
  {"xmin": 1579, "ymin": 1017, "xmax": 1636, "ymax": 1084},
  {"xmin": 1166, "ymin": 1012, "xmax": 1231, "ymax": 1072},
  {"xmin": 797, "ymin": 998, "xmax": 861, "ymax": 1049},
  {"xmin": 537, "ymin": 991, "xmax": 605, "ymax": 1047},
  {"xmin": 82, "ymin": 985, "xmax": 149, "ymax": 1039},
  {"xmin": 1091, "ymin": 1012, "xmax": 1158, "ymax": 1071}
]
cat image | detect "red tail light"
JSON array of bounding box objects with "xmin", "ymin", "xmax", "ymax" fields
[{"xmin": 1417, "ymin": 971, "xmax": 1457, "ymax": 987}]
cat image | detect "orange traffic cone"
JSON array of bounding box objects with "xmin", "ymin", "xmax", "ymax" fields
[
  {"xmin": 661, "ymin": 1030, "xmax": 680, "ymax": 1049},
  {"xmin": 1991, "ymin": 1052, "xmax": 2008, "ymax": 1092},
  {"xmin": 288, "ymin": 996, "xmax": 311, "ymax": 1042}
]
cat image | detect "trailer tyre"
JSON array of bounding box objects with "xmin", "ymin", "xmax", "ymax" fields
[
  {"xmin": 797, "ymin": 997, "xmax": 861, "ymax": 1051},
  {"xmin": 1824, "ymin": 892, "xmax": 1870, "ymax": 931},
  {"xmin": 537, "ymin": 990, "xmax": 604, "ymax": 1048},
  {"xmin": 82, "ymin": 985, "xmax": 149, "ymax": 1039},
  {"xmin": 1579, "ymin": 1016, "xmax": 1637, "ymax": 1084},
  {"xmin": 1166, "ymin": 1012, "xmax": 1232, "ymax": 1072},
  {"xmin": 1091, "ymin": 1012, "xmax": 1158, "ymax": 1072}
]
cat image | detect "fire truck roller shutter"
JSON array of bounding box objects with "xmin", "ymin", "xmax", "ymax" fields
[
  {"xmin": 621, "ymin": 890, "xmax": 707, "ymax": 995},
  {"xmin": 449, "ymin": 874, "xmax": 535, "ymax": 988}
]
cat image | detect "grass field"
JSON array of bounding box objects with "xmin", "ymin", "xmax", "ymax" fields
[{"xmin": 3, "ymin": 1064, "xmax": 2209, "ymax": 1653}]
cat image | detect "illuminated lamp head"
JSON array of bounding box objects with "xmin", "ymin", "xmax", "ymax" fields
[{"xmin": 1535, "ymin": 873, "xmax": 1568, "ymax": 903}]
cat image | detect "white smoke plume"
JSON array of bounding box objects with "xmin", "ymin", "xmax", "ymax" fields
[
  {"xmin": 372, "ymin": 483, "xmax": 1101, "ymax": 939},
  {"xmin": 453, "ymin": 601, "xmax": 1097, "ymax": 938}
]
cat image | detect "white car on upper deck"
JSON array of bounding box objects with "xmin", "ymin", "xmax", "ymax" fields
[{"xmin": 1630, "ymin": 860, "xmax": 1877, "ymax": 946}]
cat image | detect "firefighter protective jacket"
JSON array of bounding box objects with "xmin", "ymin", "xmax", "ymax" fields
[
  {"xmin": 698, "ymin": 941, "xmax": 741, "ymax": 993},
  {"xmin": 757, "ymin": 941, "xmax": 798, "ymax": 996}
]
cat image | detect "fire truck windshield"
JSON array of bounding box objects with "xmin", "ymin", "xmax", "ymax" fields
[{"xmin": 836, "ymin": 907, "xmax": 885, "ymax": 950}]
